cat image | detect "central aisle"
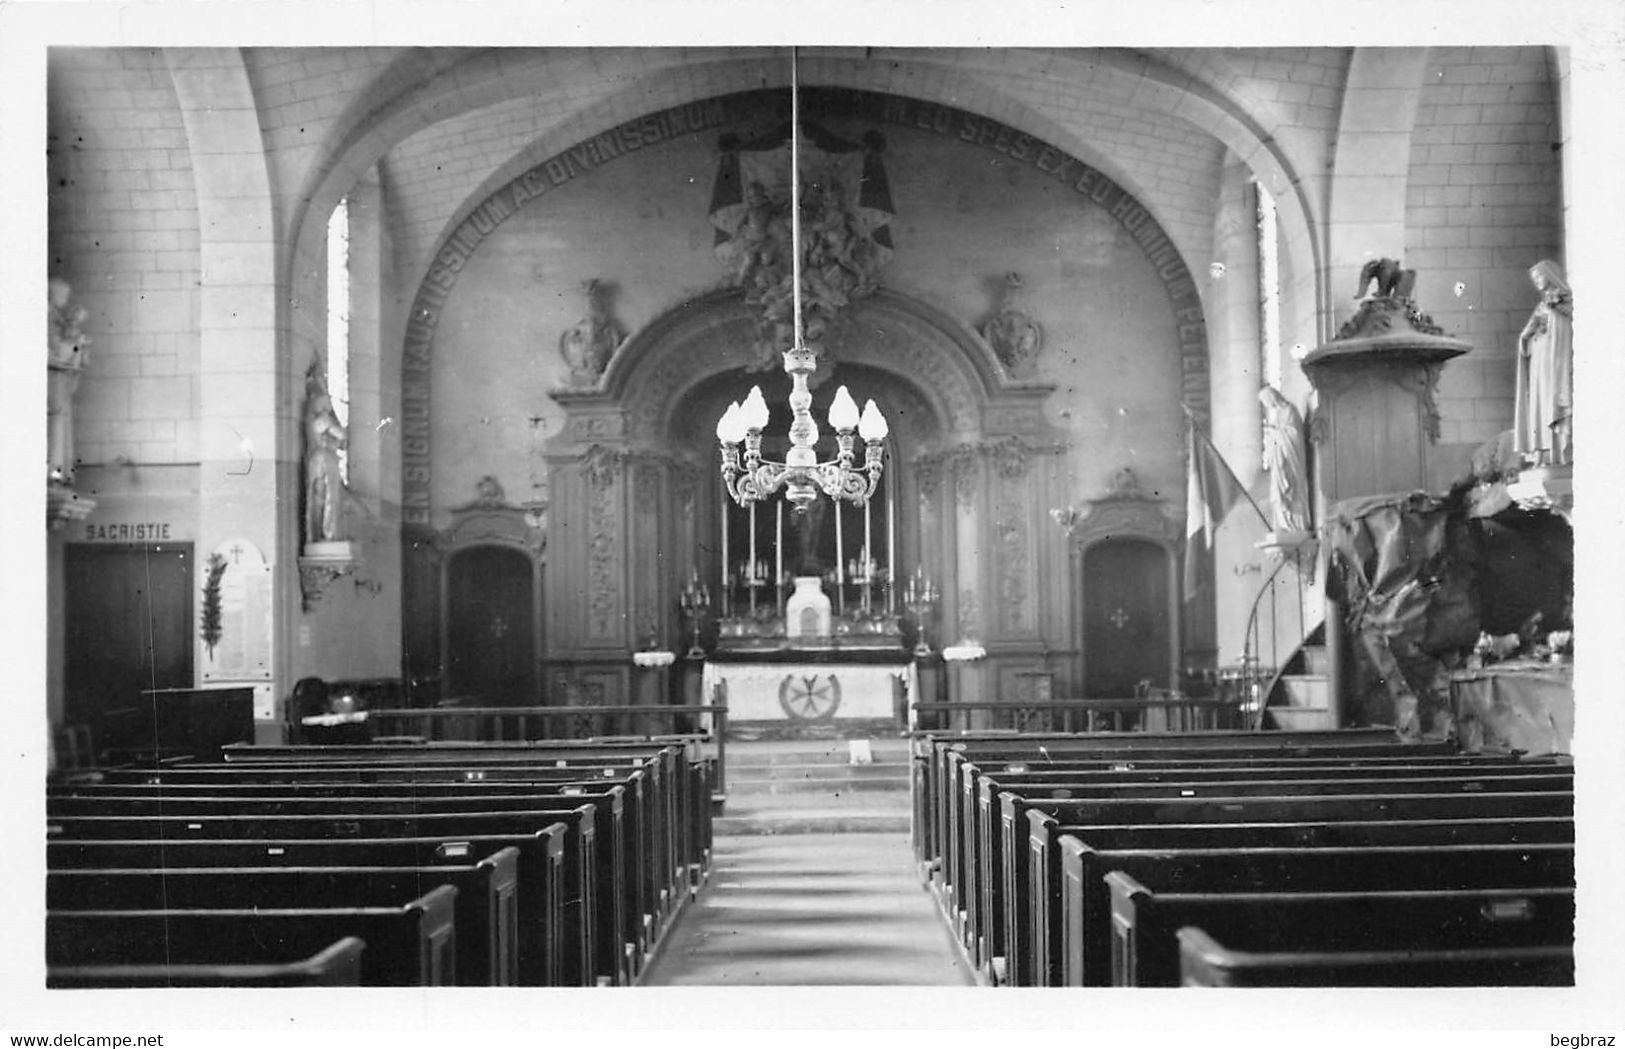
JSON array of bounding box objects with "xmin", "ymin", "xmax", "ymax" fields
[{"xmin": 640, "ymin": 832, "xmax": 972, "ymax": 986}]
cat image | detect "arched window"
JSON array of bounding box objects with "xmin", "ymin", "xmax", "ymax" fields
[
  {"xmin": 326, "ymin": 195, "xmax": 351, "ymax": 483},
  {"xmin": 1255, "ymin": 181, "xmax": 1281, "ymax": 393}
]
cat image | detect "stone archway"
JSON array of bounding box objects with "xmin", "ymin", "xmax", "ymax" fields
[{"xmin": 537, "ymin": 286, "xmax": 1070, "ymax": 708}]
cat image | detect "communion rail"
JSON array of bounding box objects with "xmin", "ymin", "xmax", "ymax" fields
[
  {"xmin": 908, "ymin": 696, "xmax": 1239, "ymax": 734},
  {"xmin": 357, "ymin": 703, "xmax": 729, "ymax": 796}
]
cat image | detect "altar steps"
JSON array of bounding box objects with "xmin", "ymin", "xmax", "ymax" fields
[{"xmin": 716, "ymin": 738, "xmax": 912, "ymax": 836}]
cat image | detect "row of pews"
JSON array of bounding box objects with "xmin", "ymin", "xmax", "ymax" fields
[
  {"xmin": 45, "ymin": 736, "xmax": 716, "ymax": 987},
  {"xmin": 911, "ymin": 727, "xmax": 1575, "ymax": 987}
]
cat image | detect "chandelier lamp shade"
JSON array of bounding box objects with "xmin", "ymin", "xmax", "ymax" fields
[{"xmin": 715, "ymin": 47, "xmax": 888, "ymax": 514}]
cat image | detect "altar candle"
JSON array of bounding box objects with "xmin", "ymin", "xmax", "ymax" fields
[
  {"xmin": 748, "ymin": 502, "xmax": 757, "ymax": 615},
  {"xmin": 863, "ymin": 502, "xmax": 873, "ymax": 612},
  {"xmin": 834, "ymin": 502, "xmax": 845, "ymax": 615},
  {"xmin": 887, "ymin": 486, "xmax": 896, "ymax": 613},
  {"xmin": 775, "ymin": 500, "xmax": 784, "ymax": 615}
]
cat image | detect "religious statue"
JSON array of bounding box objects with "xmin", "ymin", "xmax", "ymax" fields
[
  {"xmin": 303, "ymin": 362, "xmax": 348, "ymax": 545},
  {"xmin": 47, "ymin": 276, "xmax": 90, "ymax": 486},
  {"xmin": 1258, "ymin": 386, "xmax": 1311, "ymax": 536},
  {"xmin": 1513, "ymin": 259, "xmax": 1573, "ymax": 466},
  {"xmin": 558, "ymin": 278, "xmax": 625, "ymax": 386},
  {"xmin": 981, "ymin": 272, "xmax": 1044, "ymax": 378}
]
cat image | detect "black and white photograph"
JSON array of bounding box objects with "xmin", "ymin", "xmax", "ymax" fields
[{"xmin": 3, "ymin": 0, "xmax": 1623, "ymax": 1041}]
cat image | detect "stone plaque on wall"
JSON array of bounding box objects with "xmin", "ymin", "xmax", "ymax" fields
[{"xmin": 200, "ymin": 537, "xmax": 273, "ymax": 681}]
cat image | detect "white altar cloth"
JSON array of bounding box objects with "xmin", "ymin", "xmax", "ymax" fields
[{"xmin": 702, "ymin": 660, "xmax": 917, "ymax": 724}]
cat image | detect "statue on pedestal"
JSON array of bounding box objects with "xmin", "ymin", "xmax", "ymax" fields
[
  {"xmin": 303, "ymin": 363, "xmax": 348, "ymax": 546},
  {"xmin": 47, "ymin": 277, "xmax": 90, "ymax": 486},
  {"xmin": 1513, "ymin": 259, "xmax": 1573, "ymax": 467},
  {"xmin": 1258, "ymin": 386, "xmax": 1310, "ymax": 537},
  {"xmin": 558, "ymin": 278, "xmax": 625, "ymax": 387},
  {"xmin": 981, "ymin": 272, "xmax": 1043, "ymax": 378}
]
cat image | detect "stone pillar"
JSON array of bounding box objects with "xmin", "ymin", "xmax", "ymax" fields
[
  {"xmin": 1206, "ymin": 156, "xmax": 1268, "ymax": 669},
  {"xmin": 947, "ymin": 445, "xmax": 985, "ymax": 707},
  {"xmin": 166, "ymin": 50, "xmax": 284, "ymax": 738}
]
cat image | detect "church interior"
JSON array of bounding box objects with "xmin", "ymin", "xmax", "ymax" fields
[{"xmin": 13, "ymin": 26, "xmax": 1624, "ymax": 1026}]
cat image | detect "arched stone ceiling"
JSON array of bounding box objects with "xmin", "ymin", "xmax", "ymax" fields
[
  {"xmin": 253, "ymin": 45, "xmax": 1353, "ymax": 361},
  {"xmin": 372, "ymin": 47, "xmax": 1247, "ymax": 305}
]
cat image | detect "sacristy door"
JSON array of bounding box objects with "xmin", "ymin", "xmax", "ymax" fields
[
  {"xmin": 445, "ymin": 545, "xmax": 537, "ymax": 703},
  {"xmin": 63, "ymin": 543, "xmax": 195, "ymax": 732},
  {"xmin": 1082, "ymin": 537, "xmax": 1170, "ymax": 695}
]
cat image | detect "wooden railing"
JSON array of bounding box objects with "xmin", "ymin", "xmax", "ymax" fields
[
  {"xmin": 908, "ymin": 696, "xmax": 1241, "ymax": 734},
  {"xmin": 362, "ymin": 704, "xmax": 730, "ymax": 797}
]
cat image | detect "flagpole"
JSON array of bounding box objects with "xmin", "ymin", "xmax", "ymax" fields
[{"xmin": 1182, "ymin": 403, "xmax": 1271, "ymax": 528}]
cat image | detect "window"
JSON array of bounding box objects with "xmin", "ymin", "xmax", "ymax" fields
[
  {"xmin": 326, "ymin": 195, "xmax": 351, "ymax": 482},
  {"xmin": 1255, "ymin": 182, "xmax": 1281, "ymax": 393}
]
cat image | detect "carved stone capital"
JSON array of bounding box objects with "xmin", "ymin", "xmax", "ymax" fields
[{"xmin": 583, "ymin": 443, "xmax": 630, "ymax": 489}]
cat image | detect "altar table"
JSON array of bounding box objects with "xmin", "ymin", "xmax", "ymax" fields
[{"xmin": 702, "ymin": 656, "xmax": 917, "ymax": 728}]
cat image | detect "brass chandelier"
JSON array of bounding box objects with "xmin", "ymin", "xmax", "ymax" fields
[{"xmin": 715, "ymin": 48, "xmax": 889, "ymax": 514}]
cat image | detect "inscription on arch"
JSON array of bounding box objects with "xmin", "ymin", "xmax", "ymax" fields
[{"xmin": 401, "ymin": 86, "xmax": 1210, "ymax": 524}]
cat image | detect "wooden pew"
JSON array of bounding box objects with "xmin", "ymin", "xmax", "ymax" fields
[
  {"xmin": 1177, "ymin": 926, "xmax": 1574, "ymax": 987},
  {"xmin": 943, "ymin": 751, "xmax": 1568, "ymax": 916},
  {"xmin": 51, "ymin": 773, "xmax": 663, "ymax": 979},
  {"xmin": 93, "ymin": 754, "xmax": 691, "ymax": 943},
  {"xmin": 916, "ymin": 746, "xmax": 1544, "ymax": 880},
  {"xmin": 49, "ymin": 849, "xmax": 520, "ymax": 986},
  {"xmin": 912, "ymin": 729, "xmax": 1465, "ymax": 865},
  {"xmin": 1007, "ymin": 790, "xmax": 1574, "ymax": 987},
  {"xmin": 49, "ymin": 829, "xmax": 575, "ymax": 987},
  {"xmin": 94, "ymin": 754, "xmax": 706, "ymax": 891},
  {"xmin": 49, "ymin": 936, "xmax": 367, "ymax": 988},
  {"xmin": 1049, "ymin": 839, "xmax": 1574, "ymax": 987},
  {"xmin": 49, "ymin": 783, "xmax": 656, "ymax": 981},
  {"xmin": 47, "ymin": 884, "xmax": 459, "ymax": 986},
  {"xmin": 1102, "ymin": 872, "xmax": 1575, "ymax": 986},
  {"xmin": 978, "ymin": 812, "xmax": 1573, "ymax": 986},
  {"xmin": 213, "ymin": 749, "xmax": 686, "ymax": 928},
  {"xmin": 949, "ymin": 765, "xmax": 1571, "ymax": 976},
  {"xmin": 46, "ymin": 803, "xmax": 631, "ymax": 986},
  {"xmin": 916, "ymin": 733, "xmax": 1475, "ymax": 874}
]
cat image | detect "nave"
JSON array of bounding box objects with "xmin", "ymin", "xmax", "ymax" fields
[
  {"xmin": 44, "ymin": 719, "xmax": 1577, "ymax": 990},
  {"xmin": 640, "ymin": 833, "xmax": 970, "ymax": 986},
  {"xmin": 26, "ymin": 32, "xmax": 1616, "ymax": 1031}
]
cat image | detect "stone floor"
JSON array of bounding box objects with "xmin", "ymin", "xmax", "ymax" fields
[{"xmin": 639, "ymin": 832, "xmax": 971, "ymax": 986}]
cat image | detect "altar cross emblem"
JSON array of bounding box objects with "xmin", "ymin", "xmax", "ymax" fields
[
  {"xmin": 779, "ymin": 673, "xmax": 842, "ymax": 720},
  {"xmin": 1109, "ymin": 607, "xmax": 1130, "ymax": 630},
  {"xmin": 490, "ymin": 616, "xmax": 508, "ymax": 639}
]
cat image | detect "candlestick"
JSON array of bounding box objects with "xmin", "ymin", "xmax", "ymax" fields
[
  {"xmin": 834, "ymin": 500, "xmax": 845, "ymax": 616},
  {"xmin": 886, "ymin": 486, "xmax": 896, "ymax": 614},
  {"xmin": 720, "ymin": 497, "xmax": 731, "ymax": 618},
  {"xmin": 863, "ymin": 501, "xmax": 873, "ymax": 613}
]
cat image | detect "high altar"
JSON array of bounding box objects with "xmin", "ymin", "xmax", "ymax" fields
[{"xmin": 694, "ymin": 499, "xmax": 922, "ymax": 736}]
